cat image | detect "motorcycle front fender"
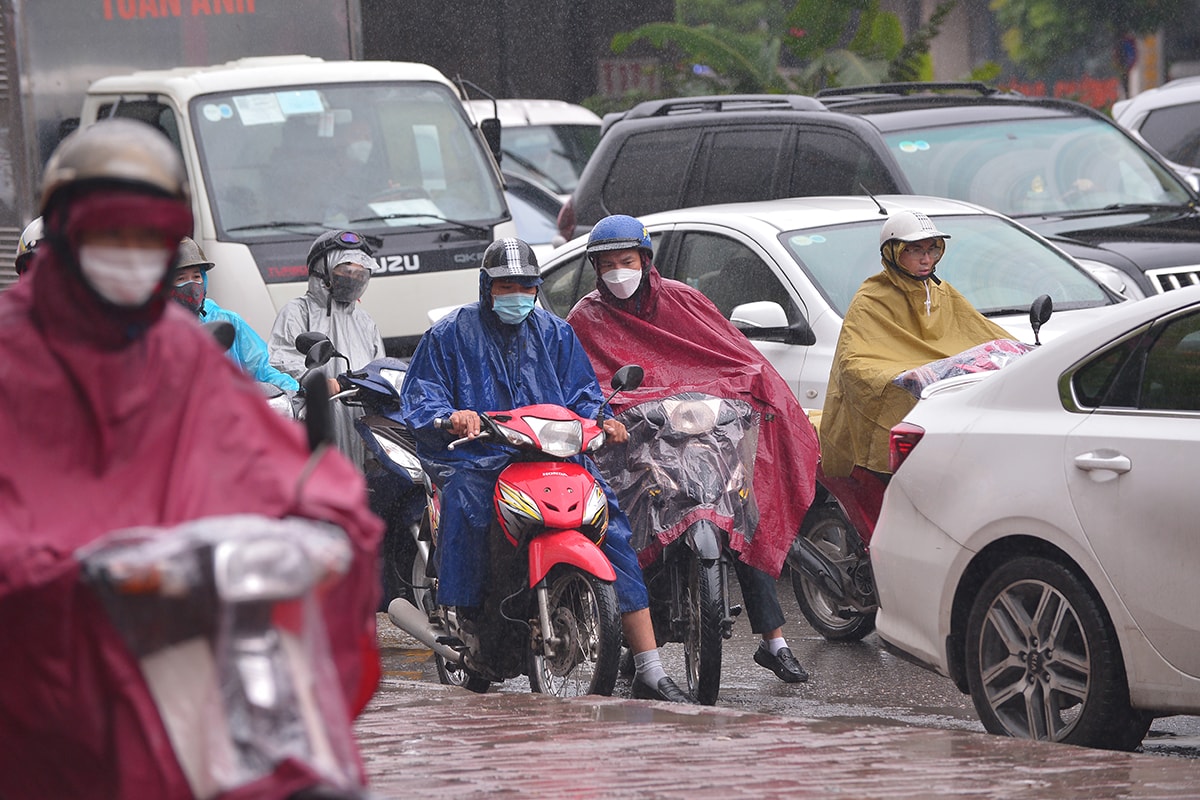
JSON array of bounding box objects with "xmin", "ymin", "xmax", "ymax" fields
[
  {"xmin": 528, "ymin": 530, "xmax": 617, "ymax": 586},
  {"xmin": 685, "ymin": 518, "xmax": 724, "ymax": 561}
]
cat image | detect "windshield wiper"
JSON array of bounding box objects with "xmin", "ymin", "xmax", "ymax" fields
[
  {"xmin": 501, "ymin": 149, "xmax": 567, "ymax": 194},
  {"xmin": 348, "ymin": 212, "xmax": 492, "ymax": 236},
  {"xmin": 1099, "ymin": 202, "xmax": 1195, "ymax": 212},
  {"xmin": 225, "ymin": 220, "xmax": 328, "ymax": 233}
]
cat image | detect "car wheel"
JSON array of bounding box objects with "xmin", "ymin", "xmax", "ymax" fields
[{"xmin": 965, "ymin": 556, "xmax": 1152, "ymax": 751}]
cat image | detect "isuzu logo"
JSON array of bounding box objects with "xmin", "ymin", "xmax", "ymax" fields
[{"xmin": 376, "ymin": 254, "xmax": 421, "ymax": 273}]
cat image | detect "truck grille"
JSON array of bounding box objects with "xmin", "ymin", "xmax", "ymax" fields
[{"xmin": 1145, "ymin": 266, "xmax": 1200, "ymax": 294}]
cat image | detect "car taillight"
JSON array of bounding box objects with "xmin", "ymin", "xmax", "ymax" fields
[
  {"xmin": 889, "ymin": 422, "xmax": 925, "ymax": 473},
  {"xmin": 556, "ymin": 196, "xmax": 576, "ymax": 241}
]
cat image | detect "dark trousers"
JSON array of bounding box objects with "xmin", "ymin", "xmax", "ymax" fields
[{"xmin": 731, "ymin": 557, "xmax": 786, "ymax": 635}]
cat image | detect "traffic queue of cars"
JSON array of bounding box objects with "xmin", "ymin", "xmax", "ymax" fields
[{"xmin": 487, "ymin": 83, "xmax": 1200, "ymax": 752}]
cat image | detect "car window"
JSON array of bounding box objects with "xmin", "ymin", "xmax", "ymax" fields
[
  {"xmin": 786, "ymin": 127, "xmax": 899, "ymax": 196},
  {"xmin": 687, "ymin": 127, "xmax": 789, "ymax": 207},
  {"xmin": 1139, "ymin": 103, "xmax": 1200, "ymax": 169},
  {"xmin": 601, "ymin": 128, "xmax": 699, "ymax": 216},
  {"xmin": 1140, "ymin": 310, "xmax": 1200, "ymax": 411},
  {"xmin": 672, "ymin": 232, "xmax": 802, "ymax": 322},
  {"xmin": 879, "ymin": 116, "xmax": 1191, "ymax": 216},
  {"xmin": 1071, "ymin": 334, "xmax": 1145, "ymax": 409}
]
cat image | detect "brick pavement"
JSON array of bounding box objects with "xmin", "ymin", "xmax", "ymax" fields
[{"xmin": 355, "ymin": 674, "xmax": 1200, "ymax": 799}]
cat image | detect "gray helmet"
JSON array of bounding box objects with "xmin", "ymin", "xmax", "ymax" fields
[
  {"xmin": 481, "ymin": 238, "xmax": 541, "ymax": 284},
  {"xmin": 176, "ymin": 236, "xmax": 214, "ymax": 272},
  {"xmin": 39, "ymin": 118, "xmax": 189, "ymax": 215}
]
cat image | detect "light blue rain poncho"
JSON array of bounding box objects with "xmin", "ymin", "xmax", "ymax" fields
[
  {"xmin": 268, "ymin": 237, "xmax": 385, "ymax": 469},
  {"xmin": 401, "ymin": 269, "xmax": 648, "ymax": 611},
  {"xmin": 202, "ymin": 298, "xmax": 299, "ymax": 393}
]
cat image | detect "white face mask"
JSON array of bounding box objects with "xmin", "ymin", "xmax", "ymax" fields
[
  {"xmin": 346, "ymin": 140, "xmax": 372, "ymax": 164},
  {"xmin": 78, "ymin": 245, "xmax": 172, "ymax": 308},
  {"xmin": 602, "ymin": 268, "xmax": 642, "ymax": 299}
]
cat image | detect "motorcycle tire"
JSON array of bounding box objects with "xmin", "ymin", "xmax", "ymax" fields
[
  {"xmin": 965, "ymin": 556, "xmax": 1152, "ymax": 751},
  {"xmin": 528, "ymin": 566, "xmax": 621, "ymax": 698},
  {"xmin": 683, "ymin": 552, "xmax": 723, "ymax": 706},
  {"xmin": 791, "ymin": 505, "xmax": 876, "ymax": 642},
  {"xmin": 417, "ymin": 554, "xmax": 490, "ymax": 694}
]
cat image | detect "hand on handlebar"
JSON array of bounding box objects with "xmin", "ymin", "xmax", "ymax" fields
[
  {"xmin": 446, "ymin": 410, "xmax": 482, "ymax": 439},
  {"xmin": 602, "ymin": 417, "xmax": 628, "ymax": 444}
]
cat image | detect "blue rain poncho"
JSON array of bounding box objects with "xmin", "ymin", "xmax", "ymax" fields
[
  {"xmin": 401, "ymin": 274, "xmax": 648, "ymax": 611},
  {"xmin": 202, "ymin": 298, "xmax": 299, "ymax": 393}
]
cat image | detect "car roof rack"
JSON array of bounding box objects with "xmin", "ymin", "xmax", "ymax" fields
[
  {"xmin": 816, "ymin": 82, "xmax": 1014, "ymax": 106},
  {"xmin": 622, "ymin": 94, "xmax": 825, "ymax": 121}
]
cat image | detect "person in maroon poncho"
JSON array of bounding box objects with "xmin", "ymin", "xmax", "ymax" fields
[
  {"xmin": 567, "ymin": 214, "xmax": 820, "ymax": 684},
  {"xmin": 0, "ymin": 119, "xmax": 382, "ymax": 798}
]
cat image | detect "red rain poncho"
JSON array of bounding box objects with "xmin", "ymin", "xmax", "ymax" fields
[
  {"xmin": 0, "ymin": 246, "xmax": 383, "ymax": 799},
  {"xmin": 568, "ymin": 265, "xmax": 819, "ymax": 577}
]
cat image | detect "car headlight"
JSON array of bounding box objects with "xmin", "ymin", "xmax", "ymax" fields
[{"xmin": 1076, "ymin": 259, "xmax": 1145, "ymax": 300}]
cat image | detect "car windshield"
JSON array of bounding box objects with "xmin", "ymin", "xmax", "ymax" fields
[
  {"xmin": 501, "ymin": 124, "xmax": 600, "ymax": 195},
  {"xmin": 191, "ymin": 82, "xmax": 507, "ymax": 239},
  {"xmin": 781, "ymin": 213, "xmax": 1114, "ymax": 317},
  {"xmin": 880, "ymin": 116, "xmax": 1192, "ymax": 217}
]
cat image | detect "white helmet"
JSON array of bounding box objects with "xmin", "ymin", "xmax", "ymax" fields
[
  {"xmin": 15, "ymin": 217, "xmax": 43, "ymax": 275},
  {"xmin": 878, "ymin": 210, "xmax": 951, "ymax": 249}
]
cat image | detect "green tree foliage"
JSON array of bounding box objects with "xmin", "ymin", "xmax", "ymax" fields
[{"xmin": 991, "ymin": 0, "xmax": 1187, "ymax": 74}]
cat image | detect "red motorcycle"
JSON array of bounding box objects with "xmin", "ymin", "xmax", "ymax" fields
[{"xmin": 388, "ymin": 366, "xmax": 644, "ymax": 697}]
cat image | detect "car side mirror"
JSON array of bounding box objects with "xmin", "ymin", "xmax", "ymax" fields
[{"xmin": 731, "ymin": 301, "xmax": 816, "ymax": 346}]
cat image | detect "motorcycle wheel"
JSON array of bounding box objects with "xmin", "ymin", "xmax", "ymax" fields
[
  {"xmin": 417, "ymin": 556, "xmax": 490, "ymax": 694},
  {"xmin": 528, "ymin": 566, "xmax": 621, "ymax": 698},
  {"xmin": 790, "ymin": 505, "xmax": 876, "ymax": 642},
  {"xmin": 683, "ymin": 552, "xmax": 723, "ymax": 706},
  {"xmin": 965, "ymin": 557, "xmax": 1152, "ymax": 751}
]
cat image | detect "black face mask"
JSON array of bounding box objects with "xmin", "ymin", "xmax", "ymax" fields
[
  {"xmin": 330, "ymin": 272, "xmax": 369, "ymax": 304},
  {"xmin": 170, "ymin": 280, "xmax": 205, "ymax": 315}
]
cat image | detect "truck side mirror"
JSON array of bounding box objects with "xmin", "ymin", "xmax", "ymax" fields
[{"xmin": 480, "ymin": 117, "xmax": 501, "ymax": 162}]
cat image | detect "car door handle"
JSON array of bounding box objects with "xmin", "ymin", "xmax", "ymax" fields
[{"xmin": 1074, "ymin": 450, "xmax": 1132, "ymax": 474}]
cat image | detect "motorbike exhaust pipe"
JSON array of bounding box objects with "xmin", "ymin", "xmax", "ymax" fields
[
  {"xmin": 387, "ymin": 598, "xmax": 462, "ymax": 663},
  {"xmin": 790, "ymin": 538, "xmax": 850, "ymax": 604}
]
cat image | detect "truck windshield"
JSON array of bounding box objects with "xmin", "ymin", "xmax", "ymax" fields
[
  {"xmin": 191, "ymin": 82, "xmax": 507, "ymax": 239},
  {"xmin": 880, "ymin": 116, "xmax": 1193, "ymax": 217}
]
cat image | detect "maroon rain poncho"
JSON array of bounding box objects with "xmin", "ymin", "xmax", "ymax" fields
[
  {"xmin": 568, "ymin": 264, "xmax": 819, "ymax": 577},
  {"xmin": 0, "ymin": 242, "xmax": 383, "ymax": 799}
]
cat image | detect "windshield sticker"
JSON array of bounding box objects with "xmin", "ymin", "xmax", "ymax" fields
[
  {"xmin": 277, "ymin": 90, "xmax": 325, "ymax": 116},
  {"xmin": 233, "ymin": 93, "xmax": 285, "ymax": 126},
  {"xmin": 897, "ymin": 140, "xmax": 931, "ymax": 154},
  {"xmin": 790, "ymin": 234, "xmax": 827, "ymax": 247},
  {"xmin": 202, "ymin": 104, "xmax": 223, "ymax": 122}
]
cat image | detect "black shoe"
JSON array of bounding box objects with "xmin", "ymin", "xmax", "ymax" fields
[
  {"xmin": 754, "ymin": 645, "xmax": 809, "ymax": 683},
  {"xmin": 632, "ymin": 676, "xmax": 694, "ymax": 704}
]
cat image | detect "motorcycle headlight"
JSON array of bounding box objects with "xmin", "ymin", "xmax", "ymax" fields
[
  {"xmin": 523, "ymin": 416, "xmax": 583, "ymax": 457},
  {"xmin": 379, "ymin": 368, "xmax": 406, "ymax": 395},
  {"xmin": 214, "ymin": 537, "xmax": 315, "ymax": 603},
  {"xmin": 369, "ymin": 430, "xmax": 424, "ymax": 482},
  {"xmin": 663, "ymin": 397, "xmax": 722, "ymax": 435}
]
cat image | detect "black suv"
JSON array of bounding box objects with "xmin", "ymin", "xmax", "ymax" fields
[{"xmin": 560, "ymin": 84, "xmax": 1200, "ymax": 299}]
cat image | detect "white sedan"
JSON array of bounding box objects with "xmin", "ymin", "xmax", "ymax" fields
[{"xmin": 873, "ymin": 284, "xmax": 1200, "ymax": 751}]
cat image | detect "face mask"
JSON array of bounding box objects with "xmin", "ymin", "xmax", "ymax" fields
[
  {"xmin": 492, "ymin": 293, "xmax": 536, "ymax": 325},
  {"xmin": 170, "ymin": 279, "xmax": 206, "ymax": 315},
  {"xmin": 602, "ymin": 268, "xmax": 642, "ymax": 300},
  {"xmin": 78, "ymin": 245, "xmax": 171, "ymax": 308},
  {"xmin": 330, "ymin": 272, "xmax": 369, "ymax": 304},
  {"xmin": 346, "ymin": 140, "xmax": 372, "ymax": 165}
]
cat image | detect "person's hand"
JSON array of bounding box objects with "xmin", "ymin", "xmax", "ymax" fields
[
  {"xmin": 602, "ymin": 417, "xmax": 628, "ymax": 444},
  {"xmin": 327, "ymin": 377, "xmax": 342, "ymax": 396},
  {"xmin": 448, "ymin": 410, "xmax": 482, "ymax": 438}
]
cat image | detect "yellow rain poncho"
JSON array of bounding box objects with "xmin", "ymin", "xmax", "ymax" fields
[{"xmin": 820, "ymin": 252, "xmax": 1010, "ymax": 477}]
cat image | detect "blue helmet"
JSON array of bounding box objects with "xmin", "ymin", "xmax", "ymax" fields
[{"xmin": 586, "ymin": 214, "xmax": 652, "ymax": 262}]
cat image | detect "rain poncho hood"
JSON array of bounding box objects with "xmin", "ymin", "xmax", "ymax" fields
[
  {"xmin": 568, "ymin": 264, "xmax": 820, "ymax": 578},
  {"xmin": 820, "ymin": 262, "xmax": 1011, "ymax": 476},
  {"xmin": 202, "ymin": 297, "xmax": 299, "ymax": 392},
  {"xmin": 268, "ymin": 270, "xmax": 385, "ymax": 468},
  {"xmin": 0, "ymin": 246, "xmax": 383, "ymax": 799}
]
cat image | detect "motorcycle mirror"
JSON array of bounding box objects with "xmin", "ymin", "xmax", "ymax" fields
[
  {"xmin": 611, "ymin": 364, "xmax": 644, "ymax": 392},
  {"xmin": 1029, "ymin": 294, "xmax": 1053, "ymax": 346},
  {"xmin": 295, "ymin": 331, "xmax": 331, "ymax": 355},
  {"xmin": 302, "ymin": 370, "xmax": 332, "ymax": 452},
  {"xmin": 203, "ymin": 320, "xmax": 236, "ymax": 352},
  {"xmin": 305, "ymin": 339, "xmax": 336, "ymax": 369}
]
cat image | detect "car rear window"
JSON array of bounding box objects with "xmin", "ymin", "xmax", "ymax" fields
[
  {"xmin": 602, "ymin": 128, "xmax": 699, "ymax": 217},
  {"xmin": 1139, "ymin": 103, "xmax": 1200, "ymax": 169}
]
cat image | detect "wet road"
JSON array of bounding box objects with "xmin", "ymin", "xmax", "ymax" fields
[{"xmin": 372, "ymin": 571, "xmax": 1200, "ymax": 760}]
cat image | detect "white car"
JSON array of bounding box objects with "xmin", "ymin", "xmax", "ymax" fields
[
  {"xmin": 873, "ymin": 284, "xmax": 1200, "ymax": 751},
  {"xmin": 539, "ymin": 195, "xmax": 1124, "ymax": 409},
  {"xmin": 1113, "ymin": 77, "xmax": 1200, "ymax": 187},
  {"xmin": 466, "ymin": 99, "xmax": 601, "ymax": 202}
]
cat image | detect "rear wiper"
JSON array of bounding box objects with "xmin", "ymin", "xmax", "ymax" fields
[
  {"xmin": 348, "ymin": 212, "xmax": 492, "ymax": 236},
  {"xmin": 225, "ymin": 220, "xmax": 328, "ymax": 233}
]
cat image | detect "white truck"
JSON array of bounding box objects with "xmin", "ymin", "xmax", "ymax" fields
[{"xmin": 3, "ymin": 1, "xmax": 514, "ymax": 353}]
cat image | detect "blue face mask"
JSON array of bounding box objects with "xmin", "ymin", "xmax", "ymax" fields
[{"xmin": 492, "ymin": 292, "xmax": 536, "ymax": 325}]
